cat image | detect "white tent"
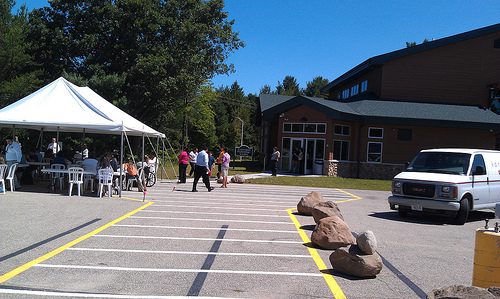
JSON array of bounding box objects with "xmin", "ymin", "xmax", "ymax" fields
[{"xmin": 0, "ymin": 77, "xmax": 164, "ymax": 137}]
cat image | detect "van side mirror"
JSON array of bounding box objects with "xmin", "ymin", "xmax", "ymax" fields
[{"xmin": 473, "ymin": 165, "xmax": 485, "ymax": 175}]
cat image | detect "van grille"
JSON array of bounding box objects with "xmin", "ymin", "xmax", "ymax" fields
[{"xmin": 403, "ymin": 183, "xmax": 435, "ymax": 198}]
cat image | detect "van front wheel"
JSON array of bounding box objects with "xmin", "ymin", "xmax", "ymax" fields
[{"xmin": 455, "ymin": 197, "xmax": 469, "ymax": 225}]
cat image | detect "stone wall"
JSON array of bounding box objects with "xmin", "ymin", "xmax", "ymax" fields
[{"xmin": 324, "ymin": 160, "xmax": 405, "ymax": 180}]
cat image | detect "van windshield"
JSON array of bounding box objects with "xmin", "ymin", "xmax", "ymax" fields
[{"xmin": 406, "ymin": 152, "xmax": 471, "ymax": 175}]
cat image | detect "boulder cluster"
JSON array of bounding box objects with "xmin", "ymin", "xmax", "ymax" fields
[{"xmin": 297, "ymin": 191, "xmax": 383, "ymax": 278}]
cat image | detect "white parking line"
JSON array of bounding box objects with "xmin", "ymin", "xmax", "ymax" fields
[
  {"xmin": 139, "ymin": 210, "xmax": 291, "ymax": 218},
  {"xmin": 0, "ymin": 288, "xmax": 232, "ymax": 298},
  {"xmin": 34, "ymin": 264, "xmax": 323, "ymax": 277},
  {"xmin": 94, "ymin": 235, "xmax": 304, "ymax": 244},
  {"xmin": 151, "ymin": 203, "xmax": 287, "ymax": 212},
  {"xmin": 113, "ymin": 224, "xmax": 298, "ymax": 233},
  {"xmin": 149, "ymin": 200, "xmax": 296, "ymax": 208},
  {"xmin": 128, "ymin": 216, "xmax": 295, "ymax": 225},
  {"xmin": 68, "ymin": 248, "xmax": 312, "ymax": 258}
]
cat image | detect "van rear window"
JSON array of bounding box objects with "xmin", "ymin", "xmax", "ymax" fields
[{"xmin": 406, "ymin": 152, "xmax": 470, "ymax": 175}]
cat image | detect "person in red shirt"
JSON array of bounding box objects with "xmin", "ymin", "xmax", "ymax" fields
[{"xmin": 178, "ymin": 147, "xmax": 189, "ymax": 183}]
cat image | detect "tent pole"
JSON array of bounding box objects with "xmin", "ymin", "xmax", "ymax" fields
[
  {"xmin": 40, "ymin": 129, "xmax": 44, "ymax": 152},
  {"xmin": 12, "ymin": 125, "xmax": 15, "ymax": 140},
  {"xmin": 156, "ymin": 136, "xmax": 160, "ymax": 181},
  {"xmin": 119, "ymin": 129, "xmax": 124, "ymax": 198},
  {"xmin": 142, "ymin": 132, "xmax": 145, "ymax": 190},
  {"xmin": 82, "ymin": 128, "xmax": 86, "ymax": 152}
]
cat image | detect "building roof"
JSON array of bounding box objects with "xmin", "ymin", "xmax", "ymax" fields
[
  {"xmin": 259, "ymin": 94, "xmax": 500, "ymax": 130},
  {"xmin": 321, "ymin": 23, "xmax": 500, "ymax": 93}
]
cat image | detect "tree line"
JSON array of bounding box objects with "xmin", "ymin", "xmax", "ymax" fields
[{"xmin": 1, "ymin": 0, "xmax": 328, "ymax": 156}]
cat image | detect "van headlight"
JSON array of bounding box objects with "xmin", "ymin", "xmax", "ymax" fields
[
  {"xmin": 440, "ymin": 186, "xmax": 457, "ymax": 199},
  {"xmin": 392, "ymin": 181, "xmax": 402, "ymax": 194}
]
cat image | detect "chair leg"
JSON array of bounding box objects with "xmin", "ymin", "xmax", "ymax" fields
[
  {"xmin": 69, "ymin": 183, "xmax": 73, "ymax": 196},
  {"xmin": 77, "ymin": 183, "xmax": 81, "ymax": 196},
  {"xmin": 108, "ymin": 184, "xmax": 112, "ymax": 197}
]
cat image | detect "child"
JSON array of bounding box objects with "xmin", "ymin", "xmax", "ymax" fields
[{"xmin": 125, "ymin": 158, "xmax": 139, "ymax": 190}]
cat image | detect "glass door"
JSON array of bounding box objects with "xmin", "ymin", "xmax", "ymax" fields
[
  {"xmin": 281, "ymin": 138, "xmax": 304, "ymax": 172},
  {"xmin": 304, "ymin": 139, "xmax": 325, "ymax": 175}
]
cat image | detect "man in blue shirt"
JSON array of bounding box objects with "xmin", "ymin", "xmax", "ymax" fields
[
  {"xmin": 192, "ymin": 146, "xmax": 214, "ymax": 192},
  {"xmin": 5, "ymin": 137, "xmax": 22, "ymax": 189}
]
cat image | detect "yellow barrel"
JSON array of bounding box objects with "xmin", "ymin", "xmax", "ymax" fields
[{"xmin": 472, "ymin": 228, "xmax": 500, "ymax": 288}]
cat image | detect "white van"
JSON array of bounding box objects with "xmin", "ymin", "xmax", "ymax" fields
[{"xmin": 388, "ymin": 148, "xmax": 500, "ymax": 224}]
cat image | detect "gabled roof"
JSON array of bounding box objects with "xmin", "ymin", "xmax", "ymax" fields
[
  {"xmin": 259, "ymin": 94, "xmax": 500, "ymax": 130},
  {"xmin": 321, "ymin": 23, "xmax": 500, "ymax": 93}
]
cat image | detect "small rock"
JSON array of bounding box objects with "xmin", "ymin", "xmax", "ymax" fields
[
  {"xmin": 488, "ymin": 287, "xmax": 500, "ymax": 297},
  {"xmin": 329, "ymin": 245, "xmax": 383, "ymax": 278},
  {"xmin": 357, "ymin": 230, "xmax": 377, "ymax": 255},
  {"xmin": 297, "ymin": 191, "xmax": 324, "ymax": 215},
  {"xmin": 427, "ymin": 285, "xmax": 496, "ymax": 299},
  {"xmin": 230, "ymin": 175, "xmax": 245, "ymax": 183},
  {"xmin": 312, "ymin": 201, "xmax": 344, "ymax": 223},
  {"xmin": 311, "ymin": 216, "xmax": 355, "ymax": 249}
]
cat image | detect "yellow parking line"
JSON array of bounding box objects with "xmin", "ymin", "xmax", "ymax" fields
[
  {"xmin": 287, "ymin": 208, "xmax": 347, "ymax": 299},
  {"xmin": 0, "ymin": 201, "xmax": 154, "ymax": 284},
  {"xmin": 334, "ymin": 188, "xmax": 362, "ymax": 203}
]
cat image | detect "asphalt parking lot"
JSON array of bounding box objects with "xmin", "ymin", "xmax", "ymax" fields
[{"xmin": 0, "ymin": 174, "xmax": 495, "ymax": 298}]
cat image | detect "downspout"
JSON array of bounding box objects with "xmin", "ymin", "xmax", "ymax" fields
[{"xmin": 356, "ymin": 117, "xmax": 366, "ymax": 179}]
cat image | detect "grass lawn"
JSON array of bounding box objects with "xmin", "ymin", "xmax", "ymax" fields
[
  {"xmin": 246, "ymin": 176, "xmax": 392, "ymax": 191},
  {"xmin": 158, "ymin": 159, "xmax": 392, "ymax": 191}
]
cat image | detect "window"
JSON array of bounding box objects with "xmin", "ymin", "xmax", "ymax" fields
[
  {"xmin": 317, "ymin": 124, "xmax": 326, "ymax": 133},
  {"xmin": 367, "ymin": 142, "xmax": 382, "ymax": 163},
  {"xmin": 283, "ymin": 123, "xmax": 326, "ymax": 134},
  {"xmin": 351, "ymin": 85, "xmax": 359, "ymax": 96},
  {"xmin": 342, "ymin": 89, "xmax": 349, "ymax": 99},
  {"xmin": 292, "ymin": 124, "xmax": 304, "ymax": 132},
  {"xmin": 471, "ymin": 154, "xmax": 486, "ymax": 175},
  {"xmin": 361, "ymin": 80, "xmax": 368, "ymax": 92},
  {"xmin": 334, "ymin": 124, "xmax": 351, "ymax": 136},
  {"xmin": 333, "ymin": 140, "xmax": 349, "ymax": 161},
  {"xmin": 397, "ymin": 128, "xmax": 412, "ymax": 141},
  {"xmin": 368, "ymin": 127, "xmax": 383, "ymax": 138},
  {"xmin": 304, "ymin": 124, "xmax": 316, "ymax": 132}
]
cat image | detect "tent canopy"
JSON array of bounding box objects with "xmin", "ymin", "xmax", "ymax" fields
[{"xmin": 0, "ymin": 77, "xmax": 164, "ymax": 137}]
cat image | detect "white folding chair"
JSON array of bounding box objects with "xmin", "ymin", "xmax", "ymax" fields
[
  {"xmin": 97, "ymin": 169, "xmax": 114, "ymax": 198},
  {"xmin": 51, "ymin": 164, "xmax": 66, "ymax": 190},
  {"xmin": 83, "ymin": 165, "xmax": 96, "ymax": 191},
  {"xmin": 68, "ymin": 167, "xmax": 84, "ymax": 196},
  {"xmin": 6, "ymin": 164, "xmax": 18, "ymax": 192},
  {"xmin": 0, "ymin": 164, "xmax": 8, "ymax": 194}
]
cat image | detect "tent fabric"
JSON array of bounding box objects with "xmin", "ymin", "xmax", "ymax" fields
[{"xmin": 0, "ymin": 77, "xmax": 164, "ymax": 137}]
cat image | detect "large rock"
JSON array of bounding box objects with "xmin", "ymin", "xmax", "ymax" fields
[
  {"xmin": 312, "ymin": 201, "xmax": 344, "ymax": 223},
  {"xmin": 357, "ymin": 230, "xmax": 377, "ymax": 255},
  {"xmin": 427, "ymin": 285, "xmax": 496, "ymax": 299},
  {"xmin": 311, "ymin": 216, "xmax": 355, "ymax": 249},
  {"xmin": 230, "ymin": 175, "xmax": 245, "ymax": 183},
  {"xmin": 297, "ymin": 191, "xmax": 324, "ymax": 215},
  {"xmin": 329, "ymin": 245, "xmax": 383, "ymax": 278}
]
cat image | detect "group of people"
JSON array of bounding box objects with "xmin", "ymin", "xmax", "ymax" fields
[{"xmin": 178, "ymin": 146, "xmax": 230, "ymax": 191}]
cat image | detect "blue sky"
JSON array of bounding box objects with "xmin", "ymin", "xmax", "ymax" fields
[{"xmin": 13, "ymin": 0, "xmax": 500, "ymax": 95}]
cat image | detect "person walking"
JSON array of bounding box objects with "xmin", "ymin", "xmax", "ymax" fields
[
  {"xmin": 271, "ymin": 147, "xmax": 280, "ymax": 177},
  {"xmin": 221, "ymin": 147, "xmax": 230, "ymax": 188},
  {"xmin": 191, "ymin": 146, "xmax": 213, "ymax": 192},
  {"xmin": 5, "ymin": 137, "xmax": 22, "ymax": 189},
  {"xmin": 216, "ymin": 146, "xmax": 224, "ymax": 179},
  {"xmin": 188, "ymin": 148, "xmax": 198, "ymax": 176},
  {"xmin": 178, "ymin": 148, "xmax": 189, "ymax": 183}
]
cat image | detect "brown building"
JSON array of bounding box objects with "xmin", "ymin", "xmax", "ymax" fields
[{"xmin": 258, "ymin": 23, "xmax": 500, "ymax": 180}]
